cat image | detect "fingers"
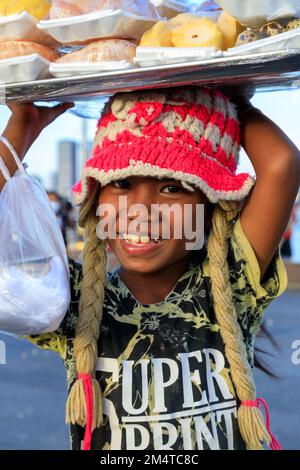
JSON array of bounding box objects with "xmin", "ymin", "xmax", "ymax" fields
[
  {"xmin": 50, "ymin": 102, "xmax": 74, "ymax": 117},
  {"xmin": 40, "ymin": 102, "xmax": 75, "ymax": 124}
]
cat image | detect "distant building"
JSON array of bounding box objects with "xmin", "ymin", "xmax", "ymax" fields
[{"xmin": 57, "ymin": 141, "xmax": 78, "ymax": 198}]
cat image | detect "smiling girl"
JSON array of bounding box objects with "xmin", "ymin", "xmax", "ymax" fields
[{"xmin": 0, "ymin": 87, "xmax": 299, "ymax": 450}]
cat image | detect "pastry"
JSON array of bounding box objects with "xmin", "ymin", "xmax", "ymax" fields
[
  {"xmin": 171, "ymin": 17, "xmax": 223, "ymax": 49},
  {"xmin": 217, "ymin": 10, "xmax": 244, "ymax": 49},
  {"xmin": 56, "ymin": 39, "xmax": 136, "ymax": 63},
  {"xmin": 140, "ymin": 21, "xmax": 173, "ymax": 47}
]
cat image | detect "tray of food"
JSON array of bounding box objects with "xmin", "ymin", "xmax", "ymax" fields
[
  {"xmin": 0, "ymin": 11, "xmax": 57, "ymax": 45},
  {"xmin": 49, "ymin": 38, "xmax": 136, "ymax": 77},
  {"xmin": 0, "ymin": 41, "xmax": 59, "ymax": 83},
  {"xmin": 2, "ymin": 49, "xmax": 300, "ymax": 106},
  {"xmin": 38, "ymin": 9, "xmax": 159, "ymax": 44},
  {"xmin": 1, "ymin": 1, "xmax": 300, "ymax": 112}
]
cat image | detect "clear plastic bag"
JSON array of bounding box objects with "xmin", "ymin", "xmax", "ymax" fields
[
  {"xmin": 216, "ymin": 0, "xmax": 300, "ymax": 28},
  {"xmin": 0, "ymin": 138, "xmax": 70, "ymax": 335},
  {"xmin": 0, "ymin": 0, "xmax": 51, "ymax": 20},
  {"xmin": 56, "ymin": 39, "xmax": 136, "ymax": 63},
  {"xmin": 49, "ymin": 0, "xmax": 160, "ymax": 20},
  {"xmin": 0, "ymin": 41, "xmax": 59, "ymax": 62}
]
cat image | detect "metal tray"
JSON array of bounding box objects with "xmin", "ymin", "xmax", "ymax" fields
[{"xmin": 1, "ymin": 50, "xmax": 300, "ymax": 109}]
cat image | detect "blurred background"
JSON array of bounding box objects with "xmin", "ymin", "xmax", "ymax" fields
[{"xmin": 0, "ymin": 88, "xmax": 300, "ymax": 449}]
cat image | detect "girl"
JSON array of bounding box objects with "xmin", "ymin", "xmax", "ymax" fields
[{"xmin": 0, "ymin": 87, "xmax": 299, "ymax": 451}]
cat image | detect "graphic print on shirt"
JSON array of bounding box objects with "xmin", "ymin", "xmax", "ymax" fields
[
  {"xmin": 88, "ymin": 263, "xmax": 246, "ymax": 451},
  {"xmin": 96, "ymin": 350, "xmax": 239, "ymax": 450}
]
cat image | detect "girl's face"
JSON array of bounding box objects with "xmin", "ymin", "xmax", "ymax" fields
[{"xmin": 98, "ymin": 176, "xmax": 210, "ymax": 274}]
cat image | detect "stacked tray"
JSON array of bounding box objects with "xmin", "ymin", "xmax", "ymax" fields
[{"xmin": 1, "ymin": 50, "xmax": 300, "ymax": 118}]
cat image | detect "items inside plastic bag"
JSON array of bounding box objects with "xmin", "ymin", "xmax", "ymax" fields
[
  {"xmin": 216, "ymin": 0, "xmax": 300, "ymax": 28},
  {"xmin": 0, "ymin": 41, "xmax": 60, "ymax": 62},
  {"xmin": 49, "ymin": 0, "xmax": 160, "ymax": 20},
  {"xmin": 56, "ymin": 39, "xmax": 136, "ymax": 63},
  {"xmin": 0, "ymin": 165, "xmax": 71, "ymax": 335},
  {"xmin": 0, "ymin": 0, "xmax": 51, "ymax": 20}
]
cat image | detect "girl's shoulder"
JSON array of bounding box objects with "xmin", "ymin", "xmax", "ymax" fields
[{"xmin": 227, "ymin": 216, "xmax": 288, "ymax": 302}]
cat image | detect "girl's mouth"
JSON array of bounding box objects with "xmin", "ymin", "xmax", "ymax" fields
[{"xmin": 117, "ymin": 233, "xmax": 167, "ymax": 255}]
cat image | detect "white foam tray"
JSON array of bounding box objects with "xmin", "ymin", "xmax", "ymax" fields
[
  {"xmin": 0, "ymin": 11, "xmax": 55, "ymax": 45},
  {"xmin": 216, "ymin": 0, "xmax": 300, "ymax": 27},
  {"xmin": 225, "ymin": 27, "xmax": 300, "ymax": 56},
  {"xmin": 0, "ymin": 54, "xmax": 52, "ymax": 84},
  {"xmin": 38, "ymin": 9, "xmax": 157, "ymax": 44},
  {"xmin": 134, "ymin": 46, "xmax": 223, "ymax": 67},
  {"xmin": 50, "ymin": 60, "xmax": 133, "ymax": 78}
]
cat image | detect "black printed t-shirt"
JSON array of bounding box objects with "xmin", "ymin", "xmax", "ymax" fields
[{"xmin": 24, "ymin": 217, "xmax": 287, "ymax": 450}]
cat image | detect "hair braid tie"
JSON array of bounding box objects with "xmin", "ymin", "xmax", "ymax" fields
[
  {"xmin": 207, "ymin": 200, "xmax": 279, "ymax": 450},
  {"xmin": 241, "ymin": 399, "xmax": 281, "ymax": 450},
  {"xmin": 66, "ymin": 196, "xmax": 107, "ymax": 450}
]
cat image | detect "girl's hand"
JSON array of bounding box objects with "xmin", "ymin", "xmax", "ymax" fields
[
  {"xmin": 0, "ymin": 102, "xmax": 74, "ymax": 190},
  {"xmin": 7, "ymin": 102, "xmax": 74, "ymax": 144},
  {"xmin": 2, "ymin": 102, "xmax": 74, "ymax": 162}
]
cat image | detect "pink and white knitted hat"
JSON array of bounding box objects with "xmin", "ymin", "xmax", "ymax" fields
[{"xmin": 73, "ymin": 87, "xmax": 255, "ymax": 205}]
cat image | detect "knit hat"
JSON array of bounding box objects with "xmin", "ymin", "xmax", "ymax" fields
[{"xmin": 72, "ymin": 87, "xmax": 254, "ymax": 205}]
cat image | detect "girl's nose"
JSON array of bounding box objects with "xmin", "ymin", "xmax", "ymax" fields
[{"xmin": 127, "ymin": 183, "xmax": 156, "ymax": 209}]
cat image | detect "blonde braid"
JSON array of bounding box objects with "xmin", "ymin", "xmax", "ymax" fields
[
  {"xmin": 66, "ymin": 187, "xmax": 107, "ymax": 431},
  {"xmin": 207, "ymin": 200, "xmax": 271, "ymax": 450}
]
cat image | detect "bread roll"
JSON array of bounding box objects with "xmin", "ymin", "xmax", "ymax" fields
[
  {"xmin": 0, "ymin": 41, "xmax": 59, "ymax": 62},
  {"xmin": 56, "ymin": 39, "xmax": 136, "ymax": 63}
]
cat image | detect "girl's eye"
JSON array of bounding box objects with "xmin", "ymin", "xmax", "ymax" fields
[
  {"xmin": 112, "ymin": 179, "xmax": 131, "ymax": 189},
  {"xmin": 161, "ymin": 185, "xmax": 183, "ymax": 194}
]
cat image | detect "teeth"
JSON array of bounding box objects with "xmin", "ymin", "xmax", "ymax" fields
[{"xmin": 120, "ymin": 233, "xmax": 158, "ymax": 243}]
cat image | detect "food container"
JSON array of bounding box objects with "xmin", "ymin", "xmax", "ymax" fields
[
  {"xmin": 49, "ymin": 60, "xmax": 134, "ymax": 78},
  {"xmin": 134, "ymin": 46, "xmax": 223, "ymax": 67},
  {"xmin": 38, "ymin": 9, "xmax": 158, "ymax": 44},
  {"xmin": 0, "ymin": 54, "xmax": 52, "ymax": 84},
  {"xmin": 151, "ymin": 0, "xmax": 192, "ymax": 19},
  {"xmin": 225, "ymin": 27, "xmax": 300, "ymax": 56},
  {"xmin": 216, "ymin": 0, "xmax": 300, "ymax": 28},
  {"xmin": 0, "ymin": 12, "xmax": 57, "ymax": 45}
]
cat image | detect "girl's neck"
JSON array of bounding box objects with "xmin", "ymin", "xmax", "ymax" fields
[{"xmin": 119, "ymin": 255, "xmax": 192, "ymax": 305}]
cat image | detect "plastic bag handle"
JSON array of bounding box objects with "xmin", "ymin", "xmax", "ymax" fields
[
  {"xmin": 0, "ymin": 155, "xmax": 11, "ymax": 182},
  {"xmin": 0, "ymin": 136, "xmax": 26, "ymax": 176}
]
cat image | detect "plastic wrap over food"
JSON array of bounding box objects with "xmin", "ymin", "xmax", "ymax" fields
[
  {"xmin": 56, "ymin": 39, "xmax": 136, "ymax": 63},
  {"xmin": 216, "ymin": 0, "xmax": 300, "ymax": 27},
  {"xmin": 0, "ymin": 173, "xmax": 71, "ymax": 335},
  {"xmin": 0, "ymin": 0, "xmax": 51, "ymax": 20},
  {"xmin": 49, "ymin": 0, "xmax": 160, "ymax": 20},
  {"xmin": 0, "ymin": 41, "xmax": 59, "ymax": 62}
]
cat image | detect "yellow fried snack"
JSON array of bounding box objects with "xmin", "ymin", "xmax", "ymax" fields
[
  {"xmin": 217, "ymin": 11, "xmax": 244, "ymax": 50},
  {"xmin": 171, "ymin": 17, "xmax": 223, "ymax": 49},
  {"xmin": 140, "ymin": 21, "xmax": 173, "ymax": 47},
  {"xmin": 0, "ymin": 0, "xmax": 51, "ymax": 20},
  {"xmin": 169, "ymin": 13, "xmax": 200, "ymax": 27}
]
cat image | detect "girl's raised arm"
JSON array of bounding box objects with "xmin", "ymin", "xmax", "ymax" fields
[
  {"xmin": 0, "ymin": 102, "xmax": 74, "ymax": 191},
  {"xmin": 236, "ymin": 100, "xmax": 300, "ymax": 281}
]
